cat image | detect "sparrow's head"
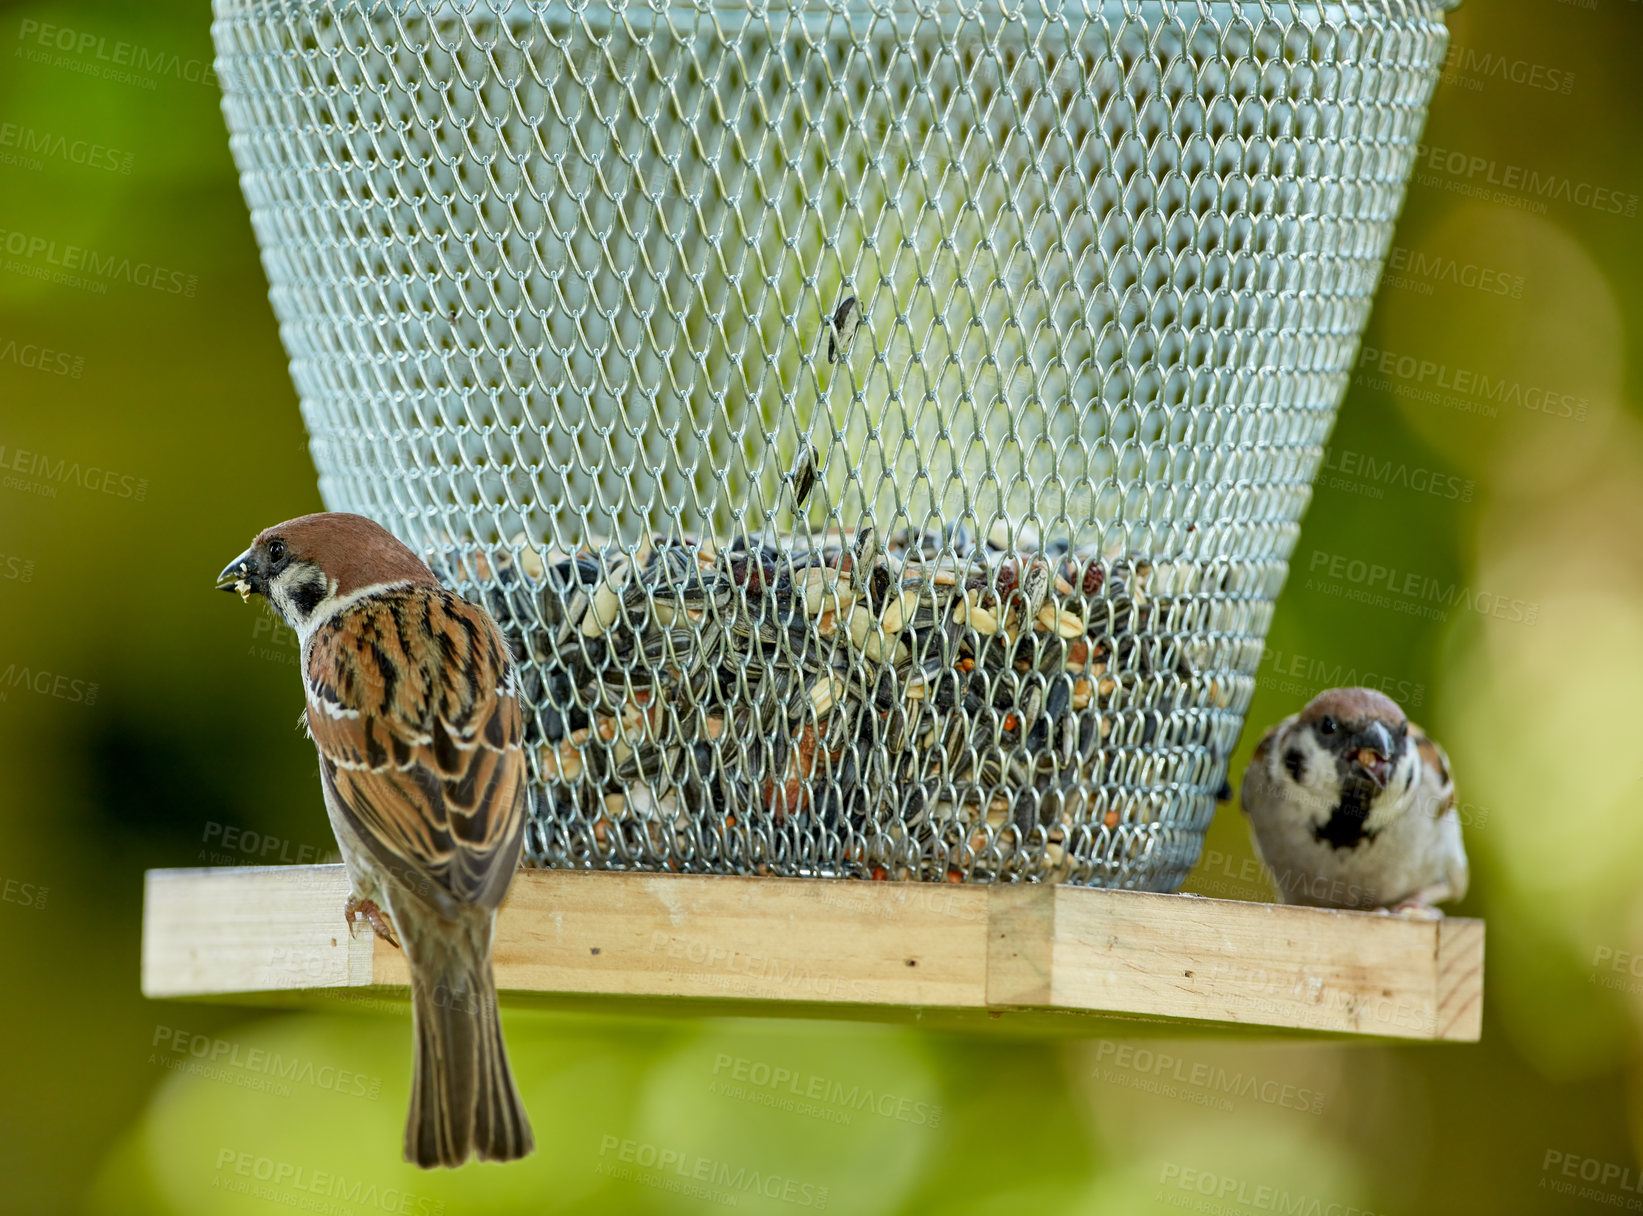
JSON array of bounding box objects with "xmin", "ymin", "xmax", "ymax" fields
[
  {"xmin": 1283, "ymin": 686, "xmax": 1413, "ymax": 797},
  {"xmin": 216, "ymin": 512, "xmax": 437, "ymax": 638}
]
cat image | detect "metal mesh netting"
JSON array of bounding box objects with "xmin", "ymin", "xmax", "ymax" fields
[{"xmin": 213, "ymin": 0, "xmax": 1448, "ymax": 889}]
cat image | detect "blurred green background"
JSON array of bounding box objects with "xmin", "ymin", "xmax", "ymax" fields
[{"xmin": 4, "ymin": 0, "xmax": 1642, "ymax": 1212}]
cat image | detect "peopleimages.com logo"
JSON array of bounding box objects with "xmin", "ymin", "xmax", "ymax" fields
[
  {"xmin": 1317, "ymin": 446, "xmax": 1474, "ymax": 505},
  {"xmin": 1413, "ymin": 143, "xmax": 1639, "ymax": 219},
  {"xmin": 0, "ymin": 336, "xmax": 85, "ymax": 378},
  {"xmin": 1094, "ymin": 1041, "xmax": 1327, "ymax": 1116},
  {"xmin": 1304, "ymin": 550, "xmax": 1540, "ymax": 627},
  {"xmin": 1439, "ymin": 44, "xmax": 1575, "ymax": 95},
  {"xmin": 0, "ymin": 227, "xmax": 198, "ymax": 297},
  {"xmin": 1259, "ymin": 646, "xmax": 1426, "ymax": 709},
  {"xmin": 15, "ymin": 18, "xmax": 217, "ymax": 90},
  {"xmin": 0, "ymin": 552, "xmax": 37, "ymax": 583},
  {"xmin": 597, "ymin": 1135, "xmax": 830, "ymax": 1209},
  {"xmin": 213, "ymin": 1149, "xmax": 443, "ymax": 1215},
  {"xmin": 0, "ymin": 122, "xmax": 135, "ymax": 174},
  {"xmin": 1155, "ymin": 1163, "xmax": 1385, "ymax": 1215},
  {"xmin": 1355, "ymin": 345, "xmax": 1589, "ymax": 423},
  {"xmin": 1540, "ymin": 1151, "xmax": 1643, "ymax": 1209},
  {"xmin": 0, "ymin": 661, "xmax": 98, "ymax": 705},
  {"xmin": 709, "ymin": 1053, "xmax": 943, "ymax": 1127},
  {"xmin": 1380, "ymin": 244, "xmax": 1525, "ymax": 301},
  {"xmin": 0, "ymin": 441, "xmax": 148, "ymax": 501},
  {"xmin": 2, "ymin": 876, "xmax": 48, "ymax": 910}
]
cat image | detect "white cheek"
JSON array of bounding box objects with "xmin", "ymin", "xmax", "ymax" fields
[
  {"xmin": 1398, "ymin": 747, "xmax": 1421, "ymax": 789},
  {"xmin": 267, "ymin": 582, "xmax": 291, "ymax": 617},
  {"xmin": 1294, "ymin": 733, "xmax": 1339, "ymax": 797}
]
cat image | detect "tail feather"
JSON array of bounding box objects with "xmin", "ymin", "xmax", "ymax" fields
[{"xmin": 405, "ymin": 921, "xmax": 534, "ymax": 1167}]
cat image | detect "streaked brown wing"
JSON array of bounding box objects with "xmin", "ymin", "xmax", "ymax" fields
[
  {"xmin": 305, "ymin": 588, "xmax": 526, "ymax": 912},
  {"xmin": 1410, "ymin": 722, "xmax": 1456, "ymax": 818}
]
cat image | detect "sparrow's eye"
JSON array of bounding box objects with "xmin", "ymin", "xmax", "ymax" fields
[
  {"xmin": 1318, "ymin": 715, "xmax": 1337, "ymax": 736},
  {"xmin": 267, "ymin": 538, "xmax": 288, "ymax": 565}
]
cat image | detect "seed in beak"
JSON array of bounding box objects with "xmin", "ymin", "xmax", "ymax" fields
[{"xmin": 1356, "ymin": 747, "xmax": 1392, "ymax": 787}]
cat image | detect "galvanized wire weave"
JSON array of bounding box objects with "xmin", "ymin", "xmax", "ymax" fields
[{"xmin": 213, "ymin": 0, "xmax": 1449, "ymax": 889}]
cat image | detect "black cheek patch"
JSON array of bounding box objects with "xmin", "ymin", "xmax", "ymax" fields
[
  {"xmin": 1283, "ymin": 749, "xmax": 1306, "ymax": 782},
  {"xmin": 289, "ymin": 573, "xmax": 327, "ymax": 620}
]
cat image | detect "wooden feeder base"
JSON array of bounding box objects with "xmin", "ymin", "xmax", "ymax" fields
[{"xmin": 141, "ymin": 866, "xmax": 1482, "ymax": 1042}]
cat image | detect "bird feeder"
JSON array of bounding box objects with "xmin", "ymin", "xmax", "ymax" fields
[{"xmin": 149, "ymin": 0, "xmax": 1481, "ymax": 1040}]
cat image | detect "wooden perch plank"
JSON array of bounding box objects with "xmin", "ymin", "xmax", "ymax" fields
[
  {"xmin": 370, "ymin": 871, "xmax": 990, "ymax": 1008},
  {"xmin": 141, "ymin": 865, "xmax": 372, "ymax": 997},
  {"xmin": 985, "ymin": 884, "xmax": 1057, "ymax": 1006},
  {"xmin": 1040, "ymin": 887, "xmax": 1462, "ymax": 1038},
  {"xmin": 141, "ymin": 865, "xmax": 1482, "ymax": 1042},
  {"xmin": 1435, "ymin": 916, "xmax": 1486, "ymax": 1042}
]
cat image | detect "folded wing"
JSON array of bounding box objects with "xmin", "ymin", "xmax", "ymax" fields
[{"xmin": 305, "ymin": 589, "xmax": 526, "ymax": 913}]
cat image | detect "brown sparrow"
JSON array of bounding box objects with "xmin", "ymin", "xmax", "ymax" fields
[
  {"xmin": 216, "ymin": 512, "xmax": 534, "ymax": 1166},
  {"xmin": 1238, "ymin": 687, "xmax": 1468, "ymax": 915}
]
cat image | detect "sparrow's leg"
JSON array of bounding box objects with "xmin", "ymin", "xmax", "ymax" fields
[
  {"xmin": 345, "ymin": 895, "xmax": 402, "ymax": 948},
  {"xmin": 1383, "ymin": 883, "xmax": 1453, "ymax": 919}
]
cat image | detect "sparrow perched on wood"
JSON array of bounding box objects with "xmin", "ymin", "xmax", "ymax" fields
[
  {"xmin": 1239, "ymin": 687, "xmax": 1468, "ymax": 915},
  {"xmin": 216, "ymin": 512, "xmax": 533, "ymax": 1167}
]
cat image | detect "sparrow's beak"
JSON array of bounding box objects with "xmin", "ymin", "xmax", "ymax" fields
[
  {"xmin": 1351, "ymin": 720, "xmax": 1396, "ymax": 789},
  {"xmin": 216, "ymin": 549, "xmax": 258, "ymax": 602}
]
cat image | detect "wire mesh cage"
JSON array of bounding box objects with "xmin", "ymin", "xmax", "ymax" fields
[{"xmin": 213, "ymin": 0, "xmax": 1449, "ymax": 889}]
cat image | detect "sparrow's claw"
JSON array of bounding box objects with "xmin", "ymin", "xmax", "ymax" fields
[{"xmin": 345, "ymin": 895, "xmax": 401, "ymax": 948}]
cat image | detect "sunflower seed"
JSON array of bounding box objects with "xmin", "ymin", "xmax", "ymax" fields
[
  {"xmin": 851, "ymin": 526, "xmax": 878, "ymax": 595},
  {"xmin": 1021, "ymin": 563, "xmax": 1050, "ymax": 623},
  {"xmin": 791, "ymin": 441, "xmax": 820, "ymax": 511},
  {"xmin": 824, "ymin": 294, "xmax": 860, "ymax": 366}
]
